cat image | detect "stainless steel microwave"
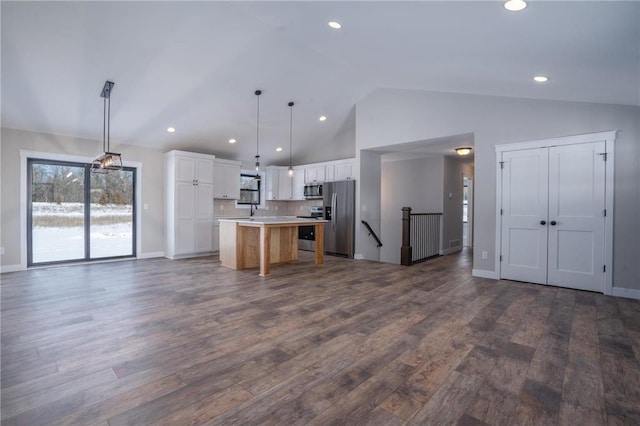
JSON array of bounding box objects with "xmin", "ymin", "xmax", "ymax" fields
[{"xmin": 304, "ymin": 183, "xmax": 322, "ymax": 199}]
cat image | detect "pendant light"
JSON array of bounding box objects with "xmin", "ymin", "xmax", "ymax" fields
[
  {"xmin": 288, "ymin": 101, "xmax": 294, "ymax": 177},
  {"xmin": 91, "ymin": 81, "xmax": 123, "ymax": 173},
  {"xmin": 254, "ymin": 89, "xmax": 262, "ymax": 179}
]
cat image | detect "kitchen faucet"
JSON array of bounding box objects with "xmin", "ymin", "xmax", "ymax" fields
[{"xmin": 250, "ymin": 203, "xmax": 257, "ymax": 217}]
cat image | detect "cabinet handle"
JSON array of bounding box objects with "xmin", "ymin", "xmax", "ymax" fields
[
  {"xmin": 540, "ymin": 220, "xmax": 546, "ymax": 225},
  {"xmin": 550, "ymin": 220, "xmax": 557, "ymax": 226}
]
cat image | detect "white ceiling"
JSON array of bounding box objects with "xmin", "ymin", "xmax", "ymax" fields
[{"xmin": 2, "ymin": 1, "xmax": 638, "ymax": 166}]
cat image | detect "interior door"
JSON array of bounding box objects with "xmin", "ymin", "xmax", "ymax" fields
[
  {"xmin": 547, "ymin": 142, "xmax": 605, "ymax": 291},
  {"xmin": 500, "ymin": 148, "xmax": 549, "ymax": 285}
]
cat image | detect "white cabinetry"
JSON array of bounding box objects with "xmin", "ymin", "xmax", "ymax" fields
[
  {"xmin": 305, "ymin": 159, "xmax": 355, "ymax": 184},
  {"xmin": 292, "ymin": 167, "xmax": 305, "ymax": 200},
  {"xmin": 165, "ymin": 150, "xmax": 215, "ymax": 259},
  {"xmin": 266, "ymin": 166, "xmax": 295, "ymax": 200},
  {"xmin": 305, "ymin": 165, "xmax": 325, "ymax": 183},
  {"xmin": 325, "ymin": 161, "xmax": 354, "ymax": 181},
  {"xmin": 213, "ymin": 159, "xmax": 241, "ymax": 199},
  {"xmin": 334, "ymin": 161, "xmax": 354, "ymax": 181}
]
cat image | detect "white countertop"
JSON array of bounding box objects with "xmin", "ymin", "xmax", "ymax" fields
[{"xmin": 218, "ymin": 216, "xmax": 327, "ymax": 225}]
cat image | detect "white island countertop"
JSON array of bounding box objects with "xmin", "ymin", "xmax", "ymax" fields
[{"xmin": 218, "ymin": 216, "xmax": 327, "ymax": 225}]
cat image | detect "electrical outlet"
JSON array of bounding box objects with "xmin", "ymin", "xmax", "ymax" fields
[
  {"xmin": 143, "ymin": 203, "xmax": 149, "ymax": 210},
  {"xmin": 0, "ymin": 247, "xmax": 5, "ymax": 255},
  {"xmin": 481, "ymin": 251, "xmax": 488, "ymax": 259}
]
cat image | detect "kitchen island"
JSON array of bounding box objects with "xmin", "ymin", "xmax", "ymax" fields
[{"xmin": 218, "ymin": 217, "xmax": 327, "ymax": 276}]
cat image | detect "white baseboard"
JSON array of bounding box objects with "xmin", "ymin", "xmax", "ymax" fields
[
  {"xmin": 472, "ymin": 269, "xmax": 500, "ymax": 280},
  {"xmin": 442, "ymin": 247, "xmax": 462, "ymax": 256},
  {"xmin": 611, "ymin": 287, "xmax": 640, "ymax": 300},
  {"xmin": 137, "ymin": 251, "xmax": 165, "ymax": 259},
  {"xmin": 0, "ymin": 264, "xmax": 23, "ymax": 273},
  {"xmin": 164, "ymin": 252, "xmax": 215, "ymax": 260}
]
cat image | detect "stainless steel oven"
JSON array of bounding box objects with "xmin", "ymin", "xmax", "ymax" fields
[{"xmin": 297, "ymin": 206, "xmax": 323, "ymax": 251}]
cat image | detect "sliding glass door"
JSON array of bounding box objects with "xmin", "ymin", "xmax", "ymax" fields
[
  {"xmin": 29, "ymin": 161, "xmax": 86, "ymax": 263},
  {"xmin": 89, "ymin": 169, "xmax": 135, "ymax": 258},
  {"xmin": 28, "ymin": 159, "xmax": 136, "ymax": 266}
]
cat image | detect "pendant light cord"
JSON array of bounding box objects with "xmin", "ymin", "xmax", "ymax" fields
[
  {"xmin": 103, "ymin": 97, "xmax": 107, "ymax": 153},
  {"xmin": 105, "ymin": 91, "xmax": 111, "ymax": 151},
  {"xmin": 288, "ymin": 101, "xmax": 294, "ymax": 170},
  {"xmin": 107, "ymin": 92, "xmax": 110, "ymax": 152},
  {"xmin": 255, "ymin": 90, "xmax": 261, "ymax": 158}
]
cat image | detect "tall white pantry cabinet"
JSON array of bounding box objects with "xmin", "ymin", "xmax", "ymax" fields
[{"xmin": 165, "ymin": 150, "xmax": 215, "ymax": 259}]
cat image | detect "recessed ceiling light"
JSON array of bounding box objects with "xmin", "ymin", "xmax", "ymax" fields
[
  {"xmin": 276, "ymin": 147, "xmax": 283, "ymax": 152},
  {"xmin": 504, "ymin": 0, "xmax": 527, "ymax": 11},
  {"xmin": 229, "ymin": 138, "xmax": 236, "ymax": 144},
  {"xmin": 319, "ymin": 115, "xmax": 327, "ymax": 122},
  {"xmin": 533, "ymin": 75, "xmax": 549, "ymax": 83},
  {"xmin": 167, "ymin": 127, "xmax": 176, "ymax": 133},
  {"xmin": 328, "ymin": 21, "xmax": 342, "ymax": 29}
]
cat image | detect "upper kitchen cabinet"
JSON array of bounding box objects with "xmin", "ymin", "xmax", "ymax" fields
[
  {"xmin": 266, "ymin": 166, "xmax": 296, "ymax": 200},
  {"xmin": 165, "ymin": 150, "xmax": 215, "ymax": 259},
  {"xmin": 292, "ymin": 167, "xmax": 305, "ymax": 200},
  {"xmin": 213, "ymin": 159, "xmax": 241, "ymax": 200},
  {"xmin": 324, "ymin": 159, "xmax": 355, "ymax": 182},
  {"xmin": 305, "ymin": 164, "xmax": 325, "ymax": 184}
]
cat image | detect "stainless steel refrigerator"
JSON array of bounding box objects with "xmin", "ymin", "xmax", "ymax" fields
[{"xmin": 323, "ymin": 180, "xmax": 356, "ymax": 258}]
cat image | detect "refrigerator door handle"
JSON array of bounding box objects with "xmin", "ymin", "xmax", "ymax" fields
[{"xmin": 332, "ymin": 192, "xmax": 337, "ymax": 231}]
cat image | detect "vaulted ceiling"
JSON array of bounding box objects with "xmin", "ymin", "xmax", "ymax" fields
[{"xmin": 2, "ymin": 1, "xmax": 638, "ymax": 166}]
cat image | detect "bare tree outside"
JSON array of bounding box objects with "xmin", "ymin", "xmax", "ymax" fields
[{"xmin": 30, "ymin": 161, "xmax": 135, "ymax": 264}]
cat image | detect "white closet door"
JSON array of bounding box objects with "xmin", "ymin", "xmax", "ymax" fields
[
  {"xmin": 547, "ymin": 142, "xmax": 605, "ymax": 292},
  {"xmin": 500, "ymin": 148, "xmax": 549, "ymax": 285}
]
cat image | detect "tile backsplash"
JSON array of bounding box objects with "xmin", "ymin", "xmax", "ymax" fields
[{"xmin": 213, "ymin": 199, "xmax": 322, "ymax": 218}]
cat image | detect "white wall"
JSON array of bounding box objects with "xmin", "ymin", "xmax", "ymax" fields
[
  {"xmin": 0, "ymin": 127, "xmax": 165, "ymax": 269},
  {"xmin": 355, "ymin": 89, "xmax": 640, "ymax": 290},
  {"xmin": 380, "ymin": 156, "xmax": 443, "ymax": 263},
  {"xmin": 356, "ymin": 150, "xmax": 382, "ymax": 261}
]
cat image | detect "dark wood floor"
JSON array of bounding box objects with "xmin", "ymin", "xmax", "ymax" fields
[{"xmin": 1, "ymin": 250, "xmax": 639, "ymax": 425}]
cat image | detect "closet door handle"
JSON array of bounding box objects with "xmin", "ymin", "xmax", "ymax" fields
[
  {"xmin": 540, "ymin": 220, "xmax": 546, "ymax": 225},
  {"xmin": 550, "ymin": 220, "xmax": 557, "ymax": 226}
]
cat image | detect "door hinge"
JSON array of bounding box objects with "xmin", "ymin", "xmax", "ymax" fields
[
  {"xmin": 499, "ymin": 161, "xmax": 504, "ymax": 169},
  {"xmin": 599, "ymin": 153, "xmax": 607, "ymax": 161},
  {"xmin": 603, "ymin": 265, "xmax": 606, "ymax": 273}
]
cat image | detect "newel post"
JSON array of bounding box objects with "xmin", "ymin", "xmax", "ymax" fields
[{"xmin": 401, "ymin": 207, "xmax": 412, "ymax": 266}]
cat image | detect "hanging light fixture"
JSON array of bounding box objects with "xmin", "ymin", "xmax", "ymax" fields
[
  {"xmin": 288, "ymin": 101, "xmax": 294, "ymax": 177},
  {"xmin": 91, "ymin": 81, "xmax": 122, "ymax": 173},
  {"xmin": 254, "ymin": 90, "xmax": 262, "ymax": 179},
  {"xmin": 455, "ymin": 147, "xmax": 473, "ymax": 156}
]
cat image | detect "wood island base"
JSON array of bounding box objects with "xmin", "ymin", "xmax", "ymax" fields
[{"xmin": 219, "ymin": 219, "xmax": 325, "ymax": 276}]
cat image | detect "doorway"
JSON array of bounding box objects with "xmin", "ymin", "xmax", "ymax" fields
[
  {"xmin": 496, "ymin": 131, "xmax": 615, "ymax": 294},
  {"xmin": 27, "ymin": 158, "xmax": 136, "ymax": 266},
  {"xmin": 463, "ymin": 175, "xmax": 473, "ymax": 248}
]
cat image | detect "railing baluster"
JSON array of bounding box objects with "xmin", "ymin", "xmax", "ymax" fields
[{"xmin": 401, "ymin": 207, "xmax": 442, "ymax": 265}]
